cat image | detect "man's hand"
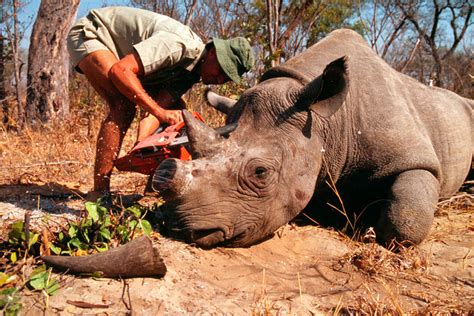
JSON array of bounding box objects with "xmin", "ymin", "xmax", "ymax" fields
[{"xmin": 158, "ymin": 109, "xmax": 183, "ymax": 125}]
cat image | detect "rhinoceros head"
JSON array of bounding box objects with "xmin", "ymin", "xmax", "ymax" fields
[{"xmin": 153, "ymin": 57, "xmax": 348, "ymax": 247}]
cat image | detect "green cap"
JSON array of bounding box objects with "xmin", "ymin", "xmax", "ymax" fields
[{"xmin": 212, "ymin": 37, "xmax": 255, "ymax": 83}]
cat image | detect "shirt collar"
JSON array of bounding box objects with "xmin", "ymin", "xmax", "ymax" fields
[{"xmin": 185, "ymin": 45, "xmax": 207, "ymax": 72}]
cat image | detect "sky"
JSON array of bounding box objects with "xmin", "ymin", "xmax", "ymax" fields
[
  {"xmin": 25, "ymin": 0, "xmax": 130, "ymax": 18},
  {"xmin": 17, "ymin": 1, "xmax": 474, "ymax": 51},
  {"xmin": 20, "ymin": 0, "xmax": 131, "ymax": 48}
]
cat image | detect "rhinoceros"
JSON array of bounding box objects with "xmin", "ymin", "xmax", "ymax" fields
[{"xmin": 153, "ymin": 29, "xmax": 473, "ymax": 248}]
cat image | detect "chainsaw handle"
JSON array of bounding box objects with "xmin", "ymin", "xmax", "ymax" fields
[
  {"xmin": 214, "ymin": 123, "xmax": 238, "ymax": 137},
  {"xmin": 153, "ymin": 112, "xmax": 203, "ymax": 135},
  {"xmin": 154, "ymin": 120, "xmax": 237, "ymax": 143}
]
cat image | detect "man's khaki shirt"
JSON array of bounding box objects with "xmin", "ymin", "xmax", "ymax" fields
[{"xmin": 79, "ymin": 6, "xmax": 206, "ymax": 98}]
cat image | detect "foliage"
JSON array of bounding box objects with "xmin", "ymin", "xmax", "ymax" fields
[
  {"xmin": 128, "ymin": 1, "xmax": 365, "ymax": 74},
  {"xmin": 27, "ymin": 266, "xmax": 59, "ymax": 296},
  {"xmin": 307, "ymin": 0, "xmax": 366, "ymax": 45},
  {"xmin": 49, "ymin": 201, "xmax": 154, "ymax": 255},
  {"xmin": 7, "ymin": 220, "xmax": 40, "ymax": 262},
  {"xmin": 0, "ymin": 288, "xmax": 22, "ymax": 316},
  {"xmin": 0, "ymin": 200, "xmax": 156, "ymax": 315},
  {"xmin": 244, "ymin": 0, "xmax": 364, "ymax": 69}
]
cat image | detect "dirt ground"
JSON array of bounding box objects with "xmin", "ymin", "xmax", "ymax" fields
[{"xmin": 0, "ymin": 174, "xmax": 473, "ymax": 314}]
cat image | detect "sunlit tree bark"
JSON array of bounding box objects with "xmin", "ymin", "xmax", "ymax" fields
[
  {"xmin": 26, "ymin": 0, "xmax": 80, "ymax": 124},
  {"xmin": 0, "ymin": 25, "xmax": 7, "ymax": 125}
]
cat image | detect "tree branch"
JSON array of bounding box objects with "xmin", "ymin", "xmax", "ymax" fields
[{"xmin": 443, "ymin": 1, "xmax": 472, "ymax": 59}]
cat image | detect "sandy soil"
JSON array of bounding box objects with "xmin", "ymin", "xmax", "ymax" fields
[{"xmin": 0, "ymin": 178, "xmax": 473, "ymax": 314}]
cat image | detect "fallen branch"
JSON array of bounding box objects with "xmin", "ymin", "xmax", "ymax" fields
[
  {"xmin": 121, "ymin": 279, "xmax": 132, "ymax": 312},
  {"xmin": 66, "ymin": 300, "xmax": 111, "ymax": 309}
]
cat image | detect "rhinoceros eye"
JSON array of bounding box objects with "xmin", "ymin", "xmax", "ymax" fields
[
  {"xmin": 239, "ymin": 159, "xmax": 278, "ymax": 197},
  {"xmin": 254, "ymin": 166, "xmax": 268, "ymax": 179}
]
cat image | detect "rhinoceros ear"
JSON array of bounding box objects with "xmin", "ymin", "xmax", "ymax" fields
[
  {"xmin": 297, "ymin": 56, "xmax": 348, "ymax": 117},
  {"xmin": 206, "ymin": 89, "xmax": 237, "ymax": 115}
]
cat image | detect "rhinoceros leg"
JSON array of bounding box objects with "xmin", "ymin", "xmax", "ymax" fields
[{"xmin": 376, "ymin": 169, "xmax": 439, "ymax": 245}]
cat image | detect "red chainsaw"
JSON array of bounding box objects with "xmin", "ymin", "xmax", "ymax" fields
[{"xmin": 114, "ymin": 111, "xmax": 237, "ymax": 175}]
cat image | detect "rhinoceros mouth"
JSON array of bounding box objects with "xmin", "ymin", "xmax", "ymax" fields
[
  {"xmin": 165, "ymin": 218, "xmax": 230, "ymax": 248},
  {"xmin": 190, "ymin": 228, "xmax": 225, "ymax": 248}
]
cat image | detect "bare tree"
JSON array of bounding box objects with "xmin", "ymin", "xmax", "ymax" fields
[
  {"xmin": 357, "ymin": 1, "xmax": 422, "ymax": 73},
  {"xmin": 263, "ymin": 0, "xmax": 322, "ymax": 67},
  {"xmin": 189, "ymin": 0, "xmax": 250, "ymax": 39},
  {"xmin": 397, "ymin": 0, "xmax": 472, "ymax": 87},
  {"xmin": 1, "ymin": 17, "xmax": 7, "ymax": 125},
  {"xmin": 265, "ymin": 0, "xmax": 280, "ymax": 67},
  {"xmin": 184, "ymin": 0, "xmax": 198, "ymax": 25},
  {"xmin": 130, "ymin": 0, "xmax": 197, "ymax": 22},
  {"xmin": 359, "ymin": 0, "xmax": 409, "ymax": 58},
  {"xmin": 131, "ymin": 0, "xmax": 160, "ymax": 14},
  {"xmin": 3, "ymin": 0, "xmax": 25, "ymax": 127},
  {"xmin": 253, "ymin": 0, "xmax": 359, "ymax": 70},
  {"xmin": 130, "ymin": 0, "xmax": 252, "ymax": 40},
  {"xmin": 26, "ymin": 0, "xmax": 80, "ymax": 124}
]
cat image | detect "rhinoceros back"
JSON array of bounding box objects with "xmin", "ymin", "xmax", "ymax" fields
[{"xmin": 263, "ymin": 29, "xmax": 472, "ymax": 198}]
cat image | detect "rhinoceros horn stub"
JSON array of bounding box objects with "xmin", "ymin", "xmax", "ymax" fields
[
  {"xmin": 205, "ymin": 89, "xmax": 237, "ymax": 115},
  {"xmin": 183, "ymin": 110, "xmax": 224, "ymax": 158}
]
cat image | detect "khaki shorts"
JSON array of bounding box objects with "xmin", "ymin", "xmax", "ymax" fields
[{"xmin": 67, "ymin": 17, "xmax": 111, "ymax": 72}]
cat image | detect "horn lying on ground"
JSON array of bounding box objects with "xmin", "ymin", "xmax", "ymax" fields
[{"xmin": 42, "ymin": 236, "xmax": 167, "ymax": 278}]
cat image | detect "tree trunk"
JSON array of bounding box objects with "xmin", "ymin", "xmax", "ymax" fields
[
  {"xmin": 265, "ymin": 0, "xmax": 280, "ymax": 67},
  {"xmin": 0, "ymin": 31, "xmax": 7, "ymax": 125},
  {"xmin": 26, "ymin": 0, "xmax": 80, "ymax": 124},
  {"xmin": 10, "ymin": 0, "xmax": 24, "ymax": 127}
]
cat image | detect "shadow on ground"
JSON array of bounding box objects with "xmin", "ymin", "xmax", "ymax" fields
[{"xmin": 0, "ymin": 182, "xmax": 143, "ymax": 215}]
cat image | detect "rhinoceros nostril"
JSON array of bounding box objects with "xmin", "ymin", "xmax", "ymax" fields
[
  {"xmin": 157, "ymin": 159, "xmax": 178, "ymax": 172},
  {"xmin": 156, "ymin": 169, "xmax": 172, "ymax": 179},
  {"xmin": 152, "ymin": 159, "xmax": 178, "ymax": 191}
]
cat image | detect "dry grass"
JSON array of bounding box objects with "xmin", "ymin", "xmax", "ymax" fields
[
  {"xmin": 436, "ymin": 190, "xmax": 473, "ymax": 214},
  {"xmin": 0, "ymin": 87, "xmax": 225, "ymax": 191},
  {"xmin": 0, "ymin": 111, "xmax": 100, "ymax": 187},
  {"xmin": 324, "ymin": 192, "xmax": 473, "ymax": 314},
  {"xmin": 338, "ymin": 241, "xmax": 429, "ymax": 276}
]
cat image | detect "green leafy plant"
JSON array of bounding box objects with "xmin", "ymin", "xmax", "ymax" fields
[
  {"xmin": 1, "ymin": 200, "xmax": 157, "ymax": 315},
  {"xmin": 1, "ymin": 219, "xmax": 41, "ymax": 316},
  {"xmin": 49, "ymin": 201, "xmax": 154, "ymax": 255},
  {"xmin": 27, "ymin": 266, "xmax": 59, "ymax": 296},
  {"xmin": 7, "ymin": 220, "xmax": 40, "ymax": 263},
  {"xmin": 0, "ymin": 288, "xmax": 22, "ymax": 316}
]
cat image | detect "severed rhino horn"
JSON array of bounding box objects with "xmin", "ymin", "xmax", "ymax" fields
[
  {"xmin": 205, "ymin": 89, "xmax": 237, "ymax": 115},
  {"xmin": 42, "ymin": 236, "xmax": 166, "ymax": 278},
  {"xmin": 183, "ymin": 110, "xmax": 224, "ymax": 158}
]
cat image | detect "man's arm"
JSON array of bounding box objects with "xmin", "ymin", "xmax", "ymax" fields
[{"xmin": 108, "ymin": 51, "xmax": 182, "ymax": 125}]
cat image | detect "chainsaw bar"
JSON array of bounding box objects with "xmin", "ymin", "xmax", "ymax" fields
[{"xmin": 114, "ymin": 112, "xmax": 237, "ymax": 175}]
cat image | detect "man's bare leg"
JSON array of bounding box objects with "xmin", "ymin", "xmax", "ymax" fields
[
  {"xmin": 78, "ymin": 50, "xmax": 137, "ymax": 199},
  {"xmin": 137, "ymin": 113, "xmax": 160, "ymax": 142}
]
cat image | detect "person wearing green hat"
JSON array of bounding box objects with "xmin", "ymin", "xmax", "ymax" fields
[{"xmin": 67, "ymin": 6, "xmax": 254, "ymax": 202}]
